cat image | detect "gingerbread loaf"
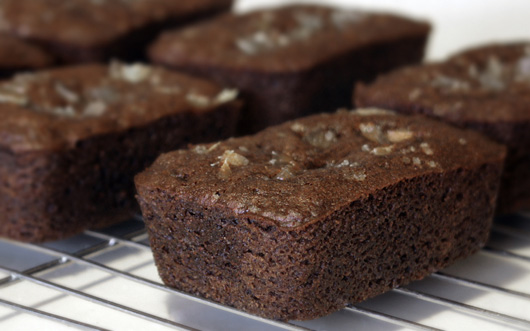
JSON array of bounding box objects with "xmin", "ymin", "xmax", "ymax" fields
[
  {"xmin": 0, "ymin": 62, "xmax": 240, "ymax": 242},
  {"xmin": 149, "ymin": 5, "xmax": 430, "ymax": 134},
  {"xmin": 136, "ymin": 109, "xmax": 505, "ymax": 320},
  {"xmin": 355, "ymin": 42, "xmax": 530, "ymax": 214},
  {"xmin": 0, "ymin": 0, "xmax": 234, "ymax": 63}
]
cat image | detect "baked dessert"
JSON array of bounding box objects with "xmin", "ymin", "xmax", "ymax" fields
[
  {"xmin": 149, "ymin": 5, "xmax": 430, "ymax": 134},
  {"xmin": 136, "ymin": 109, "xmax": 505, "ymax": 320},
  {"xmin": 0, "ymin": 62, "xmax": 240, "ymax": 242},
  {"xmin": 0, "ymin": 34, "xmax": 54, "ymax": 77},
  {"xmin": 355, "ymin": 42, "xmax": 530, "ymax": 214},
  {"xmin": 0, "ymin": 0, "xmax": 234, "ymax": 63}
]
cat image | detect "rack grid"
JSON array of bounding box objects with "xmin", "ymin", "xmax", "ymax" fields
[{"xmin": 1, "ymin": 213, "xmax": 529, "ymax": 331}]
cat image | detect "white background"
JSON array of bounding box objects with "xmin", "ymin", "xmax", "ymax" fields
[{"xmin": 237, "ymin": 0, "xmax": 530, "ymax": 61}]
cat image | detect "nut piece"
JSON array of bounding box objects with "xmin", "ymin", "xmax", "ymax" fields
[
  {"xmin": 303, "ymin": 129, "xmax": 337, "ymax": 148},
  {"xmin": 214, "ymin": 89, "xmax": 239, "ymax": 104},
  {"xmin": 83, "ymin": 100, "xmax": 107, "ymax": 117},
  {"xmin": 110, "ymin": 61, "xmax": 152, "ymax": 84},
  {"xmin": 420, "ymin": 142, "xmax": 434, "ymax": 155},
  {"xmin": 351, "ymin": 108, "xmax": 395, "ymax": 116},
  {"xmin": 220, "ymin": 150, "xmax": 249, "ymax": 166},
  {"xmin": 359, "ymin": 122, "xmax": 385, "ymax": 143},
  {"xmin": 387, "ymin": 129, "xmax": 414, "ymax": 143},
  {"xmin": 186, "ymin": 92, "xmax": 211, "ymax": 108},
  {"xmin": 371, "ymin": 145, "xmax": 394, "ymax": 156}
]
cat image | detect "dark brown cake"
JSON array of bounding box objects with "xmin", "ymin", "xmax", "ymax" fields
[
  {"xmin": 136, "ymin": 109, "xmax": 505, "ymax": 320},
  {"xmin": 0, "ymin": 33, "xmax": 54, "ymax": 77},
  {"xmin": 0, "ymin": 62, "xmax": 240, "ymax": 242},
  {"xmin": 0, "ymin": 0, "xmax": 234, "ymax": 63},
  {"xmin": 149, "ymin": 5, "xmax": 430, "ymax": 134},
  {"xmin": 355, "ymin": 42, "xmax": 530, "ymax": 214}
]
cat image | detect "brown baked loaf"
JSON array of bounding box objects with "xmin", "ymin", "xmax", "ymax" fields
[
  {"xmin": 0, "ymin": 34, "xmax": 54, "ymax": 77},
  {"xmin": 0, "ymin": 0, "xmax": 234, "ymax": 63},
  {"xmin": 355, "ymin": 42, "xmax": 530, "ymax": 214},
  {"xmin": 0, "ymin": 62, "xmax": 240, "ymax": 242},
  {"xmin": 135, "ymin": 109, "xmax": 505, "ymax": 320},
  {"xmin": 149, "ymin": 5, "xmax": 430, "ymax": 134}
]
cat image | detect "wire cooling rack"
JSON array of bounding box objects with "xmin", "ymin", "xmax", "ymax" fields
[{"xmin": 0, "ymin": 213, "xmax": 529, "ymax": 331}]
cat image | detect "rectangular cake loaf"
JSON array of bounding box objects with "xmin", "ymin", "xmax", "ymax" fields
[
  {"xmin": 0, "ymin": 62, "xmax": 240, "ymax": 242},
  {"xmin": 135, "ymin": 109, "xmax": 505, "ymax": 320},
  {"xmin": 149, "ymin": 5, "xmax": 430, "ymax": 134},
  {"xmin": 0, "ymin": 0, "xmax": 234, "ymax": 63},
  {"xmin": 355, "ymin": 42, "xmax": 530, "ymax": 214}
]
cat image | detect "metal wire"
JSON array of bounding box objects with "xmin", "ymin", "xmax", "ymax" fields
[
  {"xmin": 0, "ymin": 216, "xmax": 529, "ymax": 330},
  {"xmin": 0, "ymin": 266, "xmax": 197, "ymax": 331},
  {"xmin": 0, "ymin": 297, "xmax": 110, "ymax": 331},
  {"xmin": 394, "ymin": 287, "xmax": 530, "ymax": 328},
  {"xmin": 2, "ymin": 238, "xmax": 311, "ymax": 331},
  {"xmin": 345, "ymin": 306, "xmax": 443, "ymax": 331}
]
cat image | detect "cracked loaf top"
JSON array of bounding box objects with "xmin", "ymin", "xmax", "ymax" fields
[
  {"xmin": 135, "ymin": 109, "xmax": 506, "ymax": 229},
  {"xmin": 0, "ymin": 0, "xmax": 233, "ymax": 47},
  {"xmin": 149, "ymin": 4, "xmax": 430, "ymax": 72},
  {"xmin": 356, "ymin": 42, "xmax": 530, "ymax": 123},
  {"xmin": 0, "ymin": 62, "xmax": 239, "ymax": 153}
]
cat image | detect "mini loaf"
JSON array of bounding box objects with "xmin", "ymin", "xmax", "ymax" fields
[
  {"xmin": 0, "ymin": 62, "xmax": 240, "ymax": 242},
  {"xmin": 149, "ymin": 5, "xmax": 430, "ymax": 134},
  {"xmin": 0, "ymin": 0, "xmax": 234, "ymax": 63},
  {"xmin": 355, "ymin": 42, "xmax": 530, "ymax": 214},
  {"xmin": 0, "ymin": 34, "xmax": 54, "ymax": 77},
  {"xmin": 135, "ymin": 109, "xmax": 505, "ymax": 320}
]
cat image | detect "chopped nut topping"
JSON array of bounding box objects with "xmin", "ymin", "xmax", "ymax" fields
[
  {"xmin": 51, "ymin": 105, "xmax": 76, "ymax": 117},
  {"xmin": 408, "ymin": 88, "xmax": 422, "ymax": 101},
  {"xmin": 352, "ymin": 108, "xmax": 395, "ymax": 116},
  {"xmin": 193, "ymin": 145, "xmax": 208, "ymax": 154},
  {"xmin": 344, "ymin": 169, "xmax": 367, "ymax": 181},
  {"xmin": 412, "ymin": 157, "xmax": 421, "ymax": 166},
  {"xmin": 83, "ymin": 100, "xmax": 107, "ymax": 116},
  {"xmin": 270, "ymin": 151, "xmax": 296, "ymax": 166},
  {"xmin": 220, "ymin": 150, "xmax": 249, "ymax": 167},
  {"xmin": 371, "ymin": 145, "xmax": 394, "ymax": 156},
  {"xmin": 402, "ymin": 156, "xmax": 412, "ymax": 164},
  {"xmin": 477, "ymin": 56, "xmax": 505, "ymax": 91},
  {"xmin": 420, "ymin": 142, "xmax": 434, "ymax": 155},
  {"xmin": 110, "ymin": 62, "xmax": 152, "ymax": 84},
  {"xmin": 194, "ymin": 142, "xmax": 220, "ymax": 155},
  {"xmin": 219, "ymin": 161, "xmax": 232, "ymax": 179},
  {"xmin": 459, "ymin": 138, "xmax": 468, "ymax": 145},
  {"xmin": 303, "ymin": 129, "xmax": 337, "ymax": 148},
  {"xmin": 428, "ymin": 160, "xmax": 439, "ymax": 168},
  {"xmin": 431, "ymin": 75, "xmax": 470, "ymax": 92},
  {"xmin": 359, "ymin": 122, "xmax": 385, "ymax": 143},
  {"xmin": 0, "ymin": 91, "xmax": 28, "ymax": 106},
  {"xmin": 290, "ymin": 122, "xmax": 305, "ymax": 133},
  {"xmin": 361, "ymin": 144, "xmax": 371, "ymax": 152},
  {"xmin": 186, "ymin": 92, "xmax": 211, "ymax": 108},
  {"xmin": 54, "ymin": 82, "xmax": 79, "ymax": 103},
  {"xmin": 387, "ymin": 129, "xmax": 414, "ymax": 143},
  {"xmin": 276, "ymin": 166, "xmax": 294, "ymax": 180},
  {"xmin": 214, "ymin": 89, "xmax": 238, "ymax": 104}
]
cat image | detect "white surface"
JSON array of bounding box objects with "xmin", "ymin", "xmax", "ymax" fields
[{"xmin": 237, "ymin": 0, "xmax": 530, "ymax": 61}]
